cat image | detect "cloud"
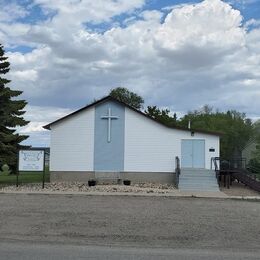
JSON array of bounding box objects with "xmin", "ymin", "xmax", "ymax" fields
[
  {"xmin": 17, "ymin": 105, "xmax": 73, "ymax": 146},
  {"xmin": 1, "ymin": 0, "xmax": 260, "ymax": 146},
  {"xmin": 0, "ymin": 1, "xmax": 29, "ymax": 22}
]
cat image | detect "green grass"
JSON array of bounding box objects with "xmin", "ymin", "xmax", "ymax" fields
[{"xmin": 0, "ymin": 167, "xmax": 50, "ymax": 184}]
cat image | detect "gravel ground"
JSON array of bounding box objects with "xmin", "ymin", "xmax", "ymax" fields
[
  {"xmin": 0, "ymin": 182, "xmax": 176, "ymax": 194},
  {"xmin": 0, "ymin": 194, "xmax": 259, "ymax": 250},
  {"xmin": 220, "ymin": 181, "xmax": 260, "ymax": 196}
]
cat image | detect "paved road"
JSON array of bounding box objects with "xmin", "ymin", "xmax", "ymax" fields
[
  {"xmin": 1, "ymin": 242, "xmax": 260, "ymax": 260},
  {"xmin": 0, "ymin": 194, "xmax": 259, "ymax": 259}
]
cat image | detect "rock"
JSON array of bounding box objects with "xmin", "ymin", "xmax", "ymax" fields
[{"xmin": 0, "ymin": 182, "xmax": 176, "ymax": 194}]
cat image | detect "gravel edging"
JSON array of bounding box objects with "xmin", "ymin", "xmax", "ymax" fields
[
  {"xmin": 0, "ymin": 183, "xmax": 259, "ymax": 200},
  {"xmin": 0, "ymin": 182, "xmax": 177, "ymax": 195}
]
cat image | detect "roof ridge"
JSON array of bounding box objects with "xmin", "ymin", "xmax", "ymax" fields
[{"xmin": 43, "ymin": 95, "xmax": 222, "ymax": 136}]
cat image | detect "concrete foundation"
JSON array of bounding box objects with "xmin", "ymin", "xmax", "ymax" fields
[
  {"xmin": 50, "ymin": 171, "xmax": 176, "ymax": 184},
  {"xmin": 50, "ymin": 171, "xmax": 95, "ymax": 182}
]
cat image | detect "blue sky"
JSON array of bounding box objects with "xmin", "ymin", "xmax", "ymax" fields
[{"xmin": 1, "ymin": 0, "xmax": 260, "ymax": 146}]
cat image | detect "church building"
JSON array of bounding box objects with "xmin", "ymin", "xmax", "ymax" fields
[{"xmin": 44, "ymin": 96, "xmax": 220, "ymax": 186}]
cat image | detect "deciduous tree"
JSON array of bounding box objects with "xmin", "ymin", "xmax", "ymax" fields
[{"xmin": 109, "ymin": 87, "xmax": 144, "ymax": 110}]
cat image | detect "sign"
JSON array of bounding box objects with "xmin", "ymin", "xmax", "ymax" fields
[{"xmin": 18, "ymin": 150, "xmax": 45, "ymax": 171}]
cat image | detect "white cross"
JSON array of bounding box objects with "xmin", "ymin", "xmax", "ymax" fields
[{"xmin": 101, "ymin": 107, "xmax": 119, "ymax": 143}]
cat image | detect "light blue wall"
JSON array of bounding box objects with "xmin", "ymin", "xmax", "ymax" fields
[{"xmin": 94, "ymin": 101, "xmax": 125, "ymax": 171}]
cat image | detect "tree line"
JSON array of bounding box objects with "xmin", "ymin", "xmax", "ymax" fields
[{"xmin": 110, "ymin": 87, "xmax": 259, "ymax": 162}]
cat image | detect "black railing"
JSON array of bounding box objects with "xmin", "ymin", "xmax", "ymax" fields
[
  {"xmin": 175, "ymin": 156, "xmax": 181, "ymax": 188},
  {"xmin": 211, "ymin": 157, "xmax": 220, "ymax": 180},
  {"xmin": 211, "ymin": 157, "xmax": 247, "ymax": 171},
  {"xmin": 211, "ymin": 157, "xmax": 260, "ymax": 191}
]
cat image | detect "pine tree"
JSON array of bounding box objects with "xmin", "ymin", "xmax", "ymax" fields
[{"xmin": 0, "ymin": 44, "xmax": 29, "ymax": 173}]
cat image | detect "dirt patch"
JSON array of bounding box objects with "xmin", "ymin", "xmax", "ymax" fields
[{"xmin": 220, "ymin": 181, "xmax": 260, "ymax": 196}]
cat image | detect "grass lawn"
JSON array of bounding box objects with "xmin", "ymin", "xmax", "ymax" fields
[{"xmin": 0, "ymin": 167, "xmax": 50, "ymax": 184}]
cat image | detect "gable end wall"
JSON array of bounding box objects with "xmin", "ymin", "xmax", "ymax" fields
[
  {"xmin": 124, "ymin": 108, "xmax": 219, "ymax": 171},
  {"xmin": 50, "ymin": 107, "xmax": 95, "ymax": 171}
]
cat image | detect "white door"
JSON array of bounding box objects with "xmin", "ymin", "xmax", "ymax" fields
[{"xmin": 181, "ymin": 140, "xmax": 205, "ymax": 168}]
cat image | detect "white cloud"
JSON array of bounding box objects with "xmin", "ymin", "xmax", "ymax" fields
[
  {"xmin": 11, "ymin": 69, "xmax": 38, "ymax": 81},
  {"xmin": 17, "ymin": 105, "xmax": 73, "ymax": 146},
  {"xmin": 0, "ymin": 2, "xmax": 29, "ymax": 22},
  {"xmin": 1, "ymin": 0, "xmax": 260, "ymax": 146}
]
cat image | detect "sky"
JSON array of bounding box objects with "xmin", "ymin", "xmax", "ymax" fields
[{"xmin": 0, "ymin": 0, "xmax": 260, "ymax": 147}]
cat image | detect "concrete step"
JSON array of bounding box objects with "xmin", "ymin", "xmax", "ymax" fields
[
  {"xmin": 181, "ymin": 171, "xmax": 215, "ymax": 175},
  {"xmin": 179, "ymin": 185, "xmax": 219, "ymax": 189},
  {"xmin": 178, "ymin": 168, "xmax": 219, "ymax": 192},
  {"xmin": 179, "ymin": 179, "xmax": 217, "ymax": 183},
  {"xmin": 180, "ymin": 188, "xmax": 220, "ymax": 192},
  {"xmin": 179, "ymin": 185, "xmax": 219, "ymax": 190},
  {"xmin": 180, "ymin": 174, "xmax": 215, "ymax": 178},
  {"xmin": 180, "ymin": 171, "xmax": 215, "ymax": 175},
  {"xmin": 181, "ymin": 168, "xmax": 214, "ymax": 172},
  {"xmin": 179, "ymin": 184, "xmax": 219, "ymax": 187},
  {"xmin": 179, "ymin": 176, "xmax": 216, "ymax": 180},
  {"xmin": 179, "ymin": 182, "xmax": 219, "ymax": 187},
  {"xmin": 179, "ymin": 182, "xmax": 217, "ymax": 185}
]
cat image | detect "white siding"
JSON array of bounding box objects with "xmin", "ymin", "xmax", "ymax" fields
[
  {"xmin": 50, "ymin": 108, "xmax": 94, "ymax": 171},
  {"xmin": 124, "ymin": 108, "xmax": 219, "ymax": 172}
]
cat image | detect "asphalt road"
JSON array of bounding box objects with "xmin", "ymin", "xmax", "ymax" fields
[
  {"xmin": 1, "ymin": 242, "xmax": 260, "ymax": 260},
  {"xmin": 0, "ymin": 194, "xmax": 259, "ymax": 259}
]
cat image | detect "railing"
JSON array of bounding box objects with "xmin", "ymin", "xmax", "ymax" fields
[
  {"xmin": 175, "ymin": 156, "xmax": 181, "ymax": 188},
  {"xmin": 211, "ymin": 157, "xmax": 247, "ymax": 171},
  {"xmin": 211, "ymin": 157, "xmax": 260, "ymax": 191},
  {"xmin": 211, "ymin": 157, "xmax": 220, "ymax": 180}
]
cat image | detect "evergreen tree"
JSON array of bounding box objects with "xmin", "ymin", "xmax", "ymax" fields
[{"xmin": 0, "ymin": 44, "xmax": 29, "ymax": 173}]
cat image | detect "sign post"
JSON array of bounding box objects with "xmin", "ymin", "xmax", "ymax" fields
[{"xmin": 18, "ymin": 149, "xmax": 45, "ymax": 188}]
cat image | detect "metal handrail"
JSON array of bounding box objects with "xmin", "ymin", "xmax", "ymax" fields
[
  {"xmin": 175, "ymin": 156, "xmax": 181, "ymax": 188},
  {"xmin": 211, "ymin": 157, "xmax": 220, "ymax": 180}
]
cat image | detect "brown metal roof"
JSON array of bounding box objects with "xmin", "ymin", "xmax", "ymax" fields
[{"xmin": 43, "ymin": 95, "xmax": 222, "ymax": 136}]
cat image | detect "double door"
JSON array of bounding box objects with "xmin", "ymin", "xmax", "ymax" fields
[{"xmin": 181, "ymin": 139, "xmax": 205, "ymax": 168}]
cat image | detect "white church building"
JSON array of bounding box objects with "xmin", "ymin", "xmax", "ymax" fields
[{"xmin": 44, "ymin": 96, "xmax": 220, "ymax": 188}]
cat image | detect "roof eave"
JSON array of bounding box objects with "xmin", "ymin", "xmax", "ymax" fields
[{"xmin": 42, "ymin": 95, "xmax": 223, "ymax": 137}]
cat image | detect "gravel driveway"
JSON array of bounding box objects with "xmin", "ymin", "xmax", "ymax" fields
[{"xmin": 0, "ymin": 194, "xmax": 259, "ymax": 251}]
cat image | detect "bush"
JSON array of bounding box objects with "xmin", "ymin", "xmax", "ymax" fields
[
  {"xmin": 0, "ymin": 164, "xmax": 11, "ymax": 175},
  {"xmin": 247, "ymin": 159, "xmax": 260, "ymax": 173}
]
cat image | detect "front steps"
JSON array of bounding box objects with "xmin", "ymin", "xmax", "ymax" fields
[{"xmin": 179, "ymin": 168, "xmax": 220, "ymax": 192}]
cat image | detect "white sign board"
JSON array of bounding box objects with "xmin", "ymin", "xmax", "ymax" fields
[{"xmin": 18, "ymin": 150, "xmax": 44, "ymax": 171}]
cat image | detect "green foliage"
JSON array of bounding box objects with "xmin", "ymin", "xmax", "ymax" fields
[
  {"xmin": 251, "ymin": 127, "xmax": 260, "ymax": 163},
  {"xmin": 0, "ymin": 164, "xmax": 11, "ymax": 175},
  {"xmin": 145, "ymin": 106, "xmax": 177, "ymax": 126},
  {"xmin": 0, "ymin": 43, "xmax": 29, "ymax": 173},
  {"xmin": 178, "ymin": 106, "xmax": 253, "ymax": 159},
  {"xmin": 109, "ymin": 87, "xmax": 144, "ymax": 110},
  {"xmin": 248, "ymin": 158, "xmax": 260, "ymax": 173}
]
